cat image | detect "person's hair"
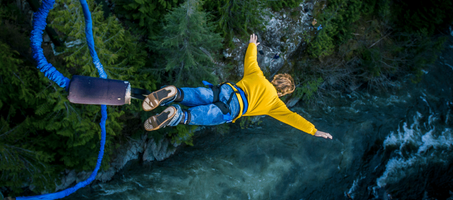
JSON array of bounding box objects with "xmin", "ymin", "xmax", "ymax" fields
[{"xmin": 271, "ymin": 73, "xmax": 295, "ymax": 97}]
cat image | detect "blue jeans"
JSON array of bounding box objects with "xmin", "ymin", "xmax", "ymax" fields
[{"xmin": 167, "ymin": 85, "xmax": 241, "ymax": 126}]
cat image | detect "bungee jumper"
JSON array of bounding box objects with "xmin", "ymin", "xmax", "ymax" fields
[{"xmin": 141, "ymin": 34, "xmax": 332, "ymax": 139}]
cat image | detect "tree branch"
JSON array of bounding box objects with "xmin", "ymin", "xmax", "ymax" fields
[
  {"xmin": 176, "ymin": 61, "xmax": 184, "ymax": 85},
  {"xmin": 0, "ymin": 126, "xmax": 19, "ymax": 138},
  {"xmin": 368, "ymin": 31, "xmax": 392, "ymax": 48}
]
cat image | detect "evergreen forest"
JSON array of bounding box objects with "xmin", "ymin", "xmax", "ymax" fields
[{"xmin": 1, "ymin": 0, "xmax": 452, "ymax": 196}]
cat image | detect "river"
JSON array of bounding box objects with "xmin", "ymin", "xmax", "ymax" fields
[{"xmin": 63, "ymin": 36, "xmax": 453, "ymax": 200}]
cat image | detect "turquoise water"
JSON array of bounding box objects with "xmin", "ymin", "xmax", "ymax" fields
[{"xmin": 63, "ymin": 37, "xmax": 453, "ymax": 200}]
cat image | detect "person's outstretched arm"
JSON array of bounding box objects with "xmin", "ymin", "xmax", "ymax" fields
[
  {"xmin": 244, "ymin": 34, "xmax": 262, "ymax": 76},
  {"xmin": 269, "ymin": 101, "xmax": 332, "ymax": 139}
]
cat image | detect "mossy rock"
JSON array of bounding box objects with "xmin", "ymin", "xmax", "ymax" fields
[
  {"xmin": 281, "ymin": 36, "xmax": 288, "ymax": 43},
  {"xmin": 312, "ymin": 0, "xmax": 327, "ymax": 18},
  {"xmin": 290, "ymin": 10, "xmax": 300, "ymax": 20}
]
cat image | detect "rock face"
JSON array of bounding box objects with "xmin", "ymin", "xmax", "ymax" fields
[
  {"xmin": 55, "ymin": 134, "xmax": 179, "ymax": 191},
  {"xmin": 286, "ymin": 96, "xmax": 302, "ymax": 108},
  {"xmin": 223, "ymin": 2, "xmax": 315, "ymax": 78},
  {"xmin": 143, "ymin": 137, "xmax": 177, "ymax": 162},
  {"xmin": 55, "ymin": 170, "xmax": 76, "ymax": 191}
]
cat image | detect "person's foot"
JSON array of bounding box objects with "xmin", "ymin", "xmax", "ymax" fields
[
  {"xmin": 142, "ymin": 85, "xmax": 178, "ymax": 111},
  {"xmin": 144, "ymin": 106, "xmax": 177, "ymax": 131}
]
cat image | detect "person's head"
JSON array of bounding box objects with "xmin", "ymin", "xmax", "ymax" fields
[{"xmin": 271, "ymin": 73, "xmax": 295, "ymax": 97}]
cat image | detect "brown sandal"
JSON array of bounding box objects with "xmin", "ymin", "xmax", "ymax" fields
[
  {"xmin": 142, "ymin": 85, "xmax": 178, "ymax": 111},
  {"xmin": 144, "ymin": 106, "xmax": 177, "ymax": 131}
]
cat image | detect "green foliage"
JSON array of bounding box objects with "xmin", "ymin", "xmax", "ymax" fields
[
  {"xmin": 360, "ymin": 48, "xmax": 383, "ymax": 77},
  {"xmin": 167, "ymin": 125, "xmax": 197, "ymax": 146},
  {"xmin": 391, "ymin": 0, "xmax": 453, "ymax": 35},
  {"xmin": 401, "ymin": 34, "xmax": 447, "ymax": 83},
  {"xmin": 299, "ymin": 0, "xmax": 447, "ymax": 91},
  {"xmin": 0, "ymin": 41, "xmax": 58, "ymax": 195},
  {"xmin": 293, "ymin": 77, "xmax": 324, "ymax": 101},
  {"xmin": 0, "ymin": 2, "xmax": 32, "ymax": 56},
  {"xmin": 213, "ymin": 123, "xmax": 230, "ymax": 135},
  {"xmin": 152, "ymin": 0, "xmax": 223, "ymax": 86},
  {"xmin": 113, "ymin": 0, "xmax": 182, "ymax": 38},
  {"xmin": 266, "ymin": 0, "xmax": 304, "ymax": 11},
  {"xmin": 307, "ymin": 0, "xmax": 393, "ymax": 58},
  {"xmin": 203, "ymin": 0, "xmax": 265, "ymax": 47},
  {"xmin": 239, "ymin": 116, "xmax": 262, "ymax": 129},
  {"xmin": 49, "ymin": 0, "xmax": 148, "ymax": 81},
  {"xmin": 307, "ymin": 0, "xmax": 362, "ymax": 58},
  {"xmin": 306, "ymin": 23, "xmax": 336, "ymax": 58},
  {"xmin": 0, "ymin": 4, "xmax": 59, "ymax": 194}
]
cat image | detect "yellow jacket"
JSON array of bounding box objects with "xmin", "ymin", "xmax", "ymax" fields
[{"xmin": 235, "ymin": 43, "xmax": 317, "ymax": 135}]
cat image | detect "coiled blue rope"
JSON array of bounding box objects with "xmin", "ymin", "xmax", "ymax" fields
[{"xmin": 18, "ymin": 0, "xmax": 107, "ymax": 199}]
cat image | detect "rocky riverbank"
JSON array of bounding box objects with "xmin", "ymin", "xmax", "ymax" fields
[{"xmin": 55, "ymin": 134, "xmax": 178, "ymax": 191}]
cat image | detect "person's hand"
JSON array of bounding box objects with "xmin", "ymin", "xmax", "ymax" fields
[
  {"xmin": 249, "ymin": 33, "xmax": 260, "ymax": 46},
  {"xmin": 314, "ymin": 130, "xmax": 332, "ymax": 139}
]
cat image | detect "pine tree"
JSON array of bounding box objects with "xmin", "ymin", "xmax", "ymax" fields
[
  {"xmin": 203, "ymin": 0, "xmax": 265, "ymax": 46},
  {"xmin": 153, "ymin": 0, "xmax": 223, "ymax": 86},
  {"xmin": 113, "ymin": 0, "xmax": 183, "ymax": 39},
  {"xmin": 0, "ymin": 40, "xmax": 58, "ymax": 195},
  {"xmin": 217, "ymin": 0, "xmax": 264, "ymax": 45},
  {"xmin": 49, "ymin": 0, "xmax": 149, "ymax": 82},
  {"xmin": 266, "ymin": 0, "xmax": 304, "ymax": 11},
  {"xmin": 306, "ymin": 0, "xmax": 365, "ymax": 58},
  {"xmin": 0, "ymin": 4, "xmax": 60, "ymax": 194},
  {"xmin": 391, "ymin": 0, "xmax": 453, "ymax": 35}
]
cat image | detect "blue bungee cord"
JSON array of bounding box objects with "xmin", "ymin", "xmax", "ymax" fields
[{"xmin": 18, "ymin": 0, "xmax": 107, "ymax": 199}]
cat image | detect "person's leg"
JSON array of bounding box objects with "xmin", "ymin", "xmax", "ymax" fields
[
  {"xmin": 144, "ymin": 103, "xmax": 225, "ymax": 131},
  {"xmin": 142, "ymin": 86, "xmax": 214, "ymax": 111},
  {"xmin": 165, "ymin": 104, "xmax": 226, "ymax": 126},
  {"xmin": 168, "ymin": 85, "xmax": 241, "ymax": 126},
  {"xmin": 144, "ymin": 85, "xmax": 241, "ymax": 130},
  {"xmin": 177, "ymin": 84, "xmax": 241, "ymax": 109},
  {"xmin": 177, "ymin": 87, "xmax": 214, "ymax": 107}
]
